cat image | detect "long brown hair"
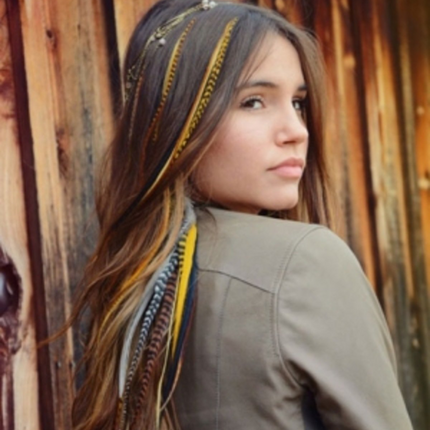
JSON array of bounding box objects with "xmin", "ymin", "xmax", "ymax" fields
[{"xmin": 70, "ymin": 1, "xmax": 331, "ymax": 429}]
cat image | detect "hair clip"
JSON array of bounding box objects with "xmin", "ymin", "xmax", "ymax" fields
[
  {"xmin": 202, "ymin": 0, "xmax": 217, "ymax": 10},
  {"xmin": 124, "ymin": 0, "xmax": 219, "ymax": 102}
]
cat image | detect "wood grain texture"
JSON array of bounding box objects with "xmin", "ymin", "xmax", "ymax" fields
[
  {"xmin": 392, "ymin": 0, "xmax": 430, "ymax": 424},
  {"xmin": 0, "ymin": 1, "xmax": 40, "ymax": 428},
  {"xmin": 411, "ymin": 0, "xmax": 430, "ymax": 292},
  {"xmin": 350, "ymin": 0, "xmax": 429, "ymax": 427},
  {"xmin": 321, "ymin": 0, "xmax": 377, "ymax": 284},
  {"xmin": 16, "ymin": 0, "xmax": 115, "ymax": 427},
  {"xmin": 279, "ymin": 1, "xmax": 429, "ymax": 427}
]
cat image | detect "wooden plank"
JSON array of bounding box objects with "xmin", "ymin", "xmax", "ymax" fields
[
  {"xmin": 400, "ymin": 0, "xmax": 430, "ymax": 289},
  {"xmin": 15, "ymin": 1, "xmax": 74, "ymax": 428},
  {"xmin": 393, "ymin": 0, "xmax": 430, "ymax": 426},
  {"xmin": 416, "ymin": 0, "xmax": 430, "ymax": 291},
  {"xmin": 350, "ymin": 0, "xmax": 428, "ymax": 427},
  {"xmin": 271, "ymin": 0, "xmax": 305, "ymax": 24},
  {"xmin": 17, "ymin": 0, "xmax": 115, "ymax": 427},
  {"xmin": 0, "ymin": 1, "xmax": 40, "ymax": 428},
  {"xmin": 323, "ymin": 0, "xmax": 377, "ymax": 284}
]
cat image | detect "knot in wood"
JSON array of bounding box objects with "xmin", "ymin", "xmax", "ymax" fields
[
  {"xmin": 0, "ymin": 271, "xmax": 14, "ymax": 316},
  {"xmin": 0, "ymin": 247, "xmax": 21, "ymax": 318}
]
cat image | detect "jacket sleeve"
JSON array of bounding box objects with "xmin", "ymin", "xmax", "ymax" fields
[{"xmin": 276, "ymin": 227, "xmax": 413, "ymax": 430}]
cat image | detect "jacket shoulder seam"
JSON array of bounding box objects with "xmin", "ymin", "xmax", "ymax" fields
[
  {"xmin": 198, "ymin": 268, "xmax": 275, "ymax": 294},
  {"xmin": 271, "ymin": 225, "xmax": 327, "ymax": 386}
]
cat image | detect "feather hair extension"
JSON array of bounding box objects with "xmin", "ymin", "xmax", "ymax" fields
[
  {"xmin": 131, "ymin": 272, "xmax": 178, "ymax": 427},
  {"xmin": 145, "ymin": 19, "xmax": 197, "ymax": 147},
  {"xmin": 117, "ymin": 202, "xmax": 196, "ymax": 428},
  {"xmin": 171, "ymin": 18, "xmax": 238, "ymax": 160},
  {"xmin": 118, "ymin": 201, "xmax": 195, "ymax": 396},
  {"xmin": 153, "ymin": 225, "xmax": 196, "ymax": 426},
  {"xmin": 120, "ymin": 251, "xmax": 179, "ymax": 426},
  {"xmin": 171, "ymin": 223, "xmax": 197, "ymax": 356},
  {"xmin": 118, "ymin": 248, "xmax": 175, "ymax": 397},
  {"xmin": 143, "ymin": 18, "xmax": 239, "ymax": 199},
  {"xmin": 155, "ymin": 278, "xmax": 178, "ymax": 428},
  {"xmin": 164, "ymin": 254, "xmax": 198, "ymax": 401}
]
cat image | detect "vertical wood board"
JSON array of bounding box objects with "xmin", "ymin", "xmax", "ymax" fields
[
  {"xmin": 0, "ymin": 1, "xmax": 40, "ymax": 428},
  {"xmin": 17, "ymin": 0, "xmax": 115, "ymax": 427}
]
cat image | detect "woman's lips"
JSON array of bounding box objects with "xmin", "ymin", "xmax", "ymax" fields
[{"xmin": 269, "ymin": 158, "xmax": 305, "ymax": 178}]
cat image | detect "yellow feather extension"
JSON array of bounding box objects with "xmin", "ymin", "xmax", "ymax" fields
[
  {"xmin": 143, "ymin": 18, "xmax": 239, "ymax": 199},
  {"xmin": 144, "ymin": 19, "xmax": 196, "ymax": 148},
  {"xmin": 164, "ymin": 19, "xmax": 196, "ymax": 95},
  {"xmin": 171, "ymin": 223, "xmax": 197, "ymax": 355},
  {"xmin": 98, "ymin": 194, "xmax": 171, "ymax": 338},
  {"xmin": 171, "ymin": 18, "xmax": 238, "ymax": 160},
  {"xmin": 155, "ymin": 223, "xmax": 196, "ymax": 425}
]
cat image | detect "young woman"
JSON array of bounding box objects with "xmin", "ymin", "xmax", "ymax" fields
[{"xmin": 70, "ymin": 0, "xmax": 413, "ymax": 429}]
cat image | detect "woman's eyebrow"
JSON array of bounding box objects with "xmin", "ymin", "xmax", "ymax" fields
[
  {"xmin": 235, "ymin": 80, "xmax": 308, "ymax": 92},
  {"xmin": 235, "ymin": 80, "xmax": 278, "ymax": 92}
]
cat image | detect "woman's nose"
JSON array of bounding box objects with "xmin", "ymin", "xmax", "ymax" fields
[{"xmin": 275, "ymin": 107, "xmax": 309, "ymax": 146}]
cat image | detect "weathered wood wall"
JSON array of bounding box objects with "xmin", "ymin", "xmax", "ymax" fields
[
  {"xmin": 0, "ymin": 2, "xmax": 40, "ymax": 428},
  {"xmin": 277, "ymin": 0, "xmax": 430, "ymax": 427},
  {"xmin": 281, "ymin": 1, "xmax": 430, "ymax": 427},
  {"xmin": 0, "ymin": 0, "xmax": 428, "ymax": 429}
]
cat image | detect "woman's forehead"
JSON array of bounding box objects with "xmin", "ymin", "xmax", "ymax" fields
[{"xmin": 236, "ymin": 33, "xmax": 301, "ymax": 87}]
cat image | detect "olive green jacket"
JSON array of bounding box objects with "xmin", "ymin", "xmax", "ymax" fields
[{"xmin": 175, "ymin": 208, "xmax": 413, "ymax": 430}]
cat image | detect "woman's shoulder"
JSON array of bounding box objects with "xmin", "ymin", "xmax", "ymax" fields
[{"xmin": 196, "ymin": 207, "xmax": 357, "ymax": 292}]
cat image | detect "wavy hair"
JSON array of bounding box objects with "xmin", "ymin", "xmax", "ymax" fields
[{"xmin": 69, "ymin": 1, "xmax": 332, "ymax": 429}]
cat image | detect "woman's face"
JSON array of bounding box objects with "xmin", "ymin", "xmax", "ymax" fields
[{"xmin": 194, "ymin": 33, "xmax": 309, "ymax": 214}]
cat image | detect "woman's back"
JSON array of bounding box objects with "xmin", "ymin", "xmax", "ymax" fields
[{"xmin": 175, "ymin": 208, "xmax": 412, "ymax": 429}]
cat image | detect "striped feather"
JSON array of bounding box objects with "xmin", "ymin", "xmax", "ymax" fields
[
  {"xmin": 143, "ymin": 18, "xmax": 239, "ymax": 199},
  {"xmin": 164, "ymin": 254, "xmax": 198, "ymax": 400},
  {"xmin": 131, "ymin": 273, "xmax": 178, "ymax": 427},
  {"xmin": 118, "ymin": 202, "xmax": 194, "ymax": 396},
  {"xmin": 118, "ymin": 202, "xmax": 195, "ymax": 427},
  {"xmin": 118, "ymin": 248, "xmax": 175, "ymax": 397},
  {"xmin": 155, "ymin": 275, "xmax": 179, "ymax": 427},
  {"xmin": 120, "ymin": 253, "xmax": 179, "ymax": 419},
  {"xmin": 146, "ymin": 19, "xmax": 196, "ymax": 146},
  {"xmin": 116, "ymin": 201, "xmax": 196, "ymax": 429},
  {"xmin": 171, "ymin": 18, "xmax": 238, "ymax": 160}
]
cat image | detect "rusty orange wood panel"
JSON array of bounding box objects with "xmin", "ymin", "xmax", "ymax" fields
[
  {"xmin": 0, "ymin": 0, "xmax": 40, "ymax": 428},
  {"xmin": 13, "ymin": 0, "xmax": 115, "ymax": 428},
  {"xmin": 350, "ymin": 0, "xmax": 429, "ymax": 426}
]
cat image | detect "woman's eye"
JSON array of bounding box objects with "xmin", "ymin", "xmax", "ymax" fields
[
  {"xmin": 240, "ymin": 96, "xmax": 264, "ymax": 110},
  {"xmin": 292, "ymin": 98, "xmax": 307, "ymax": 114}
]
